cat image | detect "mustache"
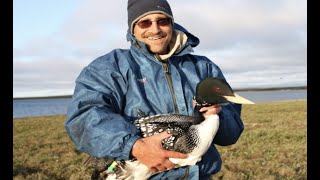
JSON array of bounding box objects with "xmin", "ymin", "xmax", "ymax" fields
[{"xmin": 142, "ymin": 32, "xmax": 166, "ymax": 38}]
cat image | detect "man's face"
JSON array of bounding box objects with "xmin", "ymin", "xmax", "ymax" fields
[{"xmin": 133, "ymin": 13, "xmax": 173, "ymax": 55}]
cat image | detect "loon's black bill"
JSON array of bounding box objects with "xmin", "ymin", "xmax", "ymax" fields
[{"xmin": 223, "ymin": 93, "xmax": 255, "ymax": 104}]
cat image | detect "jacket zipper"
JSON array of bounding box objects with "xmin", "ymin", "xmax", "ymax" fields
[
  {"xmin": 155, "ymin": 55, "xmax": 180, "ymax": 114},
  {"xmin": 181, "ymin": 166, "xmax": 190, "ymax": 180},
  {"xmin": 155, "ymin": 56, "xmax": 189, "ymax": 179}
]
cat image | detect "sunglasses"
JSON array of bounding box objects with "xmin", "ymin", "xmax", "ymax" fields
[{"xmin": 135, "ymin": 18, "xmax": 171, "ymax": 29}]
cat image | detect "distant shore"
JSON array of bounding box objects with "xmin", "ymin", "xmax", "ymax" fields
[
  {"xmin": 13, "ymin": 86, "xmax": 307, "ymax": 100},
  {"xmin": 234, "ymin": 86, "xmax": 307, "ymax": 92}
]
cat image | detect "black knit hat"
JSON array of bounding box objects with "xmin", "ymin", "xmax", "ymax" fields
[{"xmin": 127, "ymin": 0, "xmax": 173, "ymax": 34}]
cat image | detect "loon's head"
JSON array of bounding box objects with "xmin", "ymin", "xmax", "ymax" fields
[
  {"xmin": 193, "ymin": 77, "xmax": 254, "ymax": 124},
  {"xmin": 195, "ymin": 77, "xmax": 254, "ymax": 105}
]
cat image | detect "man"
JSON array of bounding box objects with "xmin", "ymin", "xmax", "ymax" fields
[{"xmin": 65, "ymin": 0, "xmax": 244, "ymax": 179}]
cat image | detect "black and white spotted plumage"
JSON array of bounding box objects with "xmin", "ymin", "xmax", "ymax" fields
[
  {"xmin": 83, "ymin": 77, "xmax": 254, "ymax": 180},
  {"xmin": 134, "ymin": 114, "xmax": 199, "ymax": 154}
]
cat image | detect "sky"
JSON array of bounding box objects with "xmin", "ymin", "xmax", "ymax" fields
[{"xmin": 13, "ymin": 0, "xmax": 307, "ymax": 98}]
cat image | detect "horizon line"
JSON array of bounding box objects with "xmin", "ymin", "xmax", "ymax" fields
[{"xmin": 13, "ymin": 85, "xmax": 307, "ymax": 100}]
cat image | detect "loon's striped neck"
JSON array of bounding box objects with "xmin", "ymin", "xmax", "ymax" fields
[{"xmin": 193, "ymin": 104, "xmax": 204, "ymax": 125}]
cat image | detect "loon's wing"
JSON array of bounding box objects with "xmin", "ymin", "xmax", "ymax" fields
[
  {"xmin": 134, "ymin": 114, "xmax": 195, "ymax": 153},
  {"xmin": 134, "ymin": 114, "xmax": 194, "ymax": 137}
]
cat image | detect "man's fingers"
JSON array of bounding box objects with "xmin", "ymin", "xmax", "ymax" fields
[
  {"xmin": 150, "ymin": 160, "xmax": 176, "ymax": 173},
  {"xmin": 157, "ymin": 164, "xmax": 168, "ymax": 172},
  {"xmin": 164, "ymin": 150, "xmax": 188, "ymax": 159},
  {"xmin": 150, "ymin": 167, "xmax": 158, "ymax": 173},
  {"xmin": 199, "ymin": 105, "xmax": 222, "ymax": 114},
  {"xmin": 162, "ymin": 159, "xmax": 176, "ymax": 170},
  {"xmin": 199, "ymin": 105, "xmax": 216, "ymax": 112}
]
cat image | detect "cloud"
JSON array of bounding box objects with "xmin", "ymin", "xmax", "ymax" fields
[{"xmin": 13, "ymin": 0, "xmax": 307, "ymax": 97}]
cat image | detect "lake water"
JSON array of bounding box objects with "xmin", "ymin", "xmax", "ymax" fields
[{"xmin": 13, "ymin": 89, "xmax": 307, "ymax": 119}]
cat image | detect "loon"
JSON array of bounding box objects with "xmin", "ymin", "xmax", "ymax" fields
[{"xmin": 83, "ymin": 77, "xmax": 254, "ymax": 180}]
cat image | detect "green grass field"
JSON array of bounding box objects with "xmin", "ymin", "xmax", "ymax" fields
[{"xmin": 13, "ymin": 100, "xmax": 307, "ymax": 180}]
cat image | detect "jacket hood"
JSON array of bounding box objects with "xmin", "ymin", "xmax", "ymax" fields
[
  {"xmin": 172, "ymin": 23, "xmax": 199, "ymax": 47},
  {"xmin": 126, "ymin": 22, "xmax": 200, "ymax": 50}
]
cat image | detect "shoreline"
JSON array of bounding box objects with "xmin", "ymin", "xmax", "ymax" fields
[
  {"xmin": 13, "ymin": 99, "xmax": 307, "ymax": 119},
  {"xmin": 13, "ymin": 86, "xmax": 307, "ymax": 100},
  {"xmin": 234, "ymin": 86, "xmax": 307, "ymax": 92}
]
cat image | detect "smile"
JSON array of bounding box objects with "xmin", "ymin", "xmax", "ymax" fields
[{"xmin": 147, "ymin": 36, "xmax": 164, "ymax": 40}]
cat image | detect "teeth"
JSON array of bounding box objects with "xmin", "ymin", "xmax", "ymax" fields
[{"xmin": 148, "ymin": 37, "xmax": 162, "ymax": 40}]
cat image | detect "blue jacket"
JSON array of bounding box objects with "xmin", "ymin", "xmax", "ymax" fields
[{"xmin": 65, "ymin": 23, "xmax": 244, "ymax": 179}]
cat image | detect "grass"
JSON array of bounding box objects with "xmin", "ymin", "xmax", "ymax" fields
[{"xmin": 13, "ymin": 100, "xmax": 307, "ymax": 180}]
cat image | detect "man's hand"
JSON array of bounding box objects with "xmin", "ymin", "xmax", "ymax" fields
[
  {"xmin": 131, "ymin": 131, "xmax": 188, "ymax": 173},
  {"xmin": 199, "ymin": 104, "xmax": 222, "ymax": 116},
  {"xmin": 193, "ymin": 98, "xmax": 222, "ymax": 116}
]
